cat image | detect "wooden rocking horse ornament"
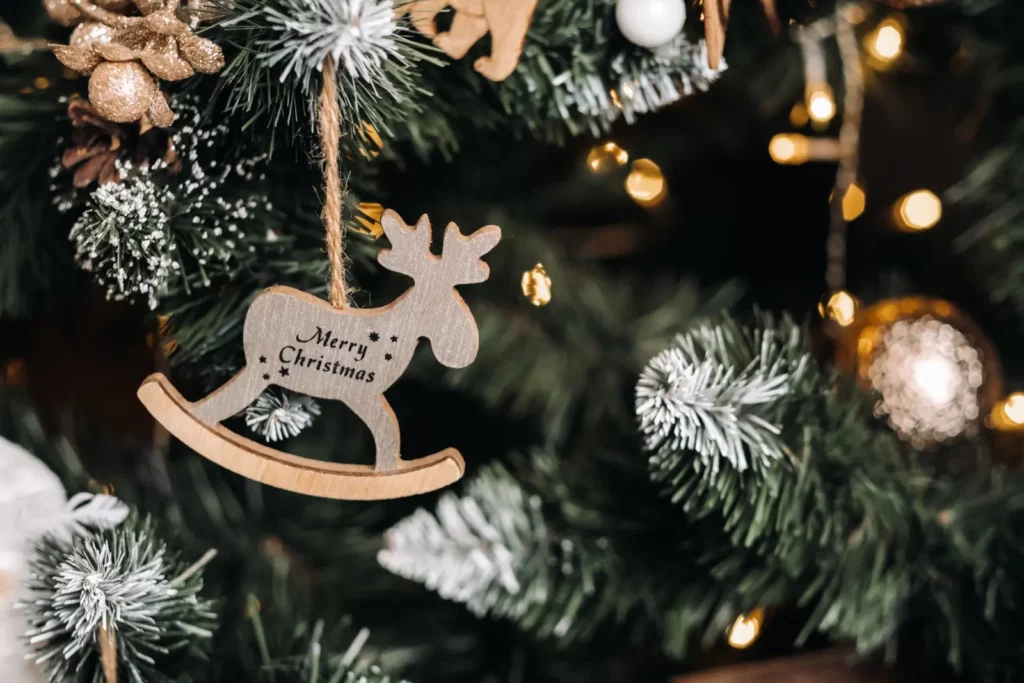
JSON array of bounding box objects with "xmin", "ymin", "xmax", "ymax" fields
[
  {"xmin": 138, "ymin": 56, "xmax": 501, "ymax": 500},
  {"xmin": 139, "ymin": 211, "xmax": 500, "ymax": 499}
]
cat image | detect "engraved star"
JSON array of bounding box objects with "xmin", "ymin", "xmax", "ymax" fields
[
  {"xmin": 262, "ymin": 373, "xmax": 270, "ymax": 380},
  {"xmin": 390, "ymin": 335, "xmax": 398, "ymax": 343},
  {"xmin": 369, "ymin": 331, "xmax": 380, "ymax": 342},
  {"xmin": 279, "ymin": 367, "xmax": 290, "ymax": 377},
  {"xmin": 259, "ymin": 355, "xmax": 267, "ymax": 363},
  {"xmin": 385, "ymin": 353, "xmax": 393, "ymax": 361}
]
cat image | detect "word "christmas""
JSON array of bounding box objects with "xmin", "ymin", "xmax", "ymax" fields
[{"xmin": 279, "ymin": 326, "xmax": 375, "ymax": 383}]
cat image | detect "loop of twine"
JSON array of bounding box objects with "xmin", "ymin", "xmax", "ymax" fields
[{"xmin": 318, "ymin": 57, "xmax": 350, "ymax": 309}]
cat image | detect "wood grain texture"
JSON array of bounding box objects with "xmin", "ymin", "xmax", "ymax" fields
[
  {"xmin": 398, "ymin": 0, "xmax": 540, "ymax": 81},
  {"xmin": 138, "ymin": 374, "xmax": 466, "ymax": 499},
  {"xmin": 703, "ymin": 0, "xmax": 731, "ymax": 70},
  {"xmin": 672, "ymin": 649, "xmax": 892, "ymax": 683},
  {"xmin": 138, "ymin": 210, "xmax": 499, "ymax": 499}
]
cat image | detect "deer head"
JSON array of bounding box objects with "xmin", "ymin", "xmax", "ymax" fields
[{"xmin": 379, "ymin": 210, "xmax": 501, "ymax": 368}]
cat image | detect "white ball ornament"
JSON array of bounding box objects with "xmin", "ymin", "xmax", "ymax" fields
[{"xmin": 616, "ymin": 0, "xmax": 687, "ymax": 49}]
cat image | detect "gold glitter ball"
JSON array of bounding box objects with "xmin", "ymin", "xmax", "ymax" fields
[
  {"xmin": 89, "ymin": 61, "xmax": 156, "ymax": 124},
  {"xmin": 521, "ymin": 263, "xmax": 552, "ymax": 307}
]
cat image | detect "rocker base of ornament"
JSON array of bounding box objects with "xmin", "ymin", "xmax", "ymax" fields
[{"xmin": 138, "ymin": 374, "xmax": 465, "ymax": 499}]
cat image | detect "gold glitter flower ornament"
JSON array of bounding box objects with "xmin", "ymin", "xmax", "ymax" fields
[{"xmin": 49, "ymin": 0, "xmax": 224, "ymax": 127}]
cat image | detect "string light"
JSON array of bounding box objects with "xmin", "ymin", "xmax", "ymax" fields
[
  {"xmin": 625, "ymin": 159, "xmax": 666, "ymax": 206},
  {"xmin": 358, "ymin": 121, "xmax": 383, "ymax": 158},
  {"xmin": 806, "ymin": 84, "xmax": 837, "ymax": 124},
  {"xmin": 769, "ymin": 134, "xmax": 841, "ymax": 165},
  {"xmin": 727, "ymin": 608, "xmax": 765, "ymax": 649},
  {"xmin": 355, "ymin": 201, "xmax": 385, "ymax": 237},
  {"xmin": 866, "ymin": 17, "xmax": 904, "ymax": 66},
  {"xmin": 1004, "ymin": 393, "xmax": 1024, "ymax": 424},
  {"xmin": 586, "ymin": 141, "xmax": 629, "ymax": 172},
  {"xmin": 789, "ymin": 102, "xmax": 809, "ymax": 127},
  {"xmin": 895, "ymin": 189, "xmax": 942, "ymax": 231},
  {"xmin": 842, "ymin": 183, "xmax": 866, "ymax": 221},
  {"xmin": 991, "ymin": 392, "xmax": 1024, "ymax": 430},
  {"xmin": 769, "ymin": 134, "xmax": 803, "ymax": 164},
  {"xmin": 819, "ymin": 290, "xmax": 859, "ymax": 327},
  {"xmin": 521, "ymin": 263, "xmax": 552, "ymax": 306}
]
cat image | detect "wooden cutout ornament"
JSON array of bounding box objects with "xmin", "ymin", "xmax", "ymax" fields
[
  {"xmin": 138, "ymin": 210, "xmax": 501, "ymax": 500},
  {"xmin": 397, "ymin": 0, "xmax": 541, "ymax": 81}
]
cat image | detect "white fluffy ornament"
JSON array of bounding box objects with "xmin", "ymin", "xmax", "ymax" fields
[
  {"xmin": 0, "ymin": 436, "xmax": 128, "ymax": 682},
  {"xmin": 616, "ymin": 0, "xmax": 686, "ymax": 49}
]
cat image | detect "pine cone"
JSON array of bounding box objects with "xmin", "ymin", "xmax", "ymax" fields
[{"xmin": 62, "ymin": 97, "xmax": 177, "ymax": 188}]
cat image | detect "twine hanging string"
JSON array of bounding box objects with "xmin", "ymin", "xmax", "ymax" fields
[
  {"xmin": 826, "ymin": 6, "xmax": 864, "ymax": 293},
  {"xmin": 318, "ymin": 57, "xmax": 351, "ymax": 309}
]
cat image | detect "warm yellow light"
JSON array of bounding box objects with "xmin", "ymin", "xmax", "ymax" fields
[
  {"xmin": 896, "ymin": 189, "xmax": 942, "ymax": 231},
  {"xmin": 806, "ymin": 85, "xmax": 836, "ymax": 124},
  {"xmin": 354, "ymin": 202, "xmax": 385, "ymax": 237},
  {"xmin": 521, "ymin": 263, "xmax": 553, "ymax": 307},
  {"xmin": 587, "ymin": 141, "xmax": 629, "ymax": 172},
  {"xmin": 789, "ymin": 102, "xmax": 809, "ymax": 127},
  {"xmin": 842, "ymin": 183, "xmax": 866, "ymax": 221},
  {"xmin": 625, "ymin": 159, "xmax": 666, "ymax": 206},
  {"xmin": 819, "ymin": 290, "xmax": 858, "ymax": 327},
  {"xmin": 1003, "ymin": 393, "xmax": 1024, "ymax": 425},
  {"xmin": 727, "ymin": 608, "xmax": 765, "ymax": 649},
  {"xmin": 867, "ymin": 19, "xmax": 904, "ymax": 64},
  {"xmin": 358, "ymin": 122, "xmax": 383, "ymax": 158},
  {"xmin": 769, "ymin": 134, "xmax": 807, "ymax": 165}
]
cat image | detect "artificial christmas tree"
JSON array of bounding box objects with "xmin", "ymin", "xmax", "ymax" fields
[{"xmin": 3, "ymin": 1, "xmax": 1024, "ymax": 682}]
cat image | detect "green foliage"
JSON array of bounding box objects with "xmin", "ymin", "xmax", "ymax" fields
[
  {"xmin": 421, "ymin": 227, "xmax": 745, "ymax": 445},
  {"xmin": 208, "ymin": 0, "xmax": 721, "ymax": 156},
  {"xmin": 246, "ymin": 596, "xmax": 411, "ymax": 683},
  {"xmin": 213, "ymin": 0, "xmax": 440, "ymax": 148},
  {"xmin": 0, "ymin": 57, "xmax": 69, "ymax": 317},
  {"xmin": 22, "ymin": 515, "xmax": 217, "ymax": 683},
  {"xmin": 379, "ymin": 458, "xmax": 636, "ymax": 646}
]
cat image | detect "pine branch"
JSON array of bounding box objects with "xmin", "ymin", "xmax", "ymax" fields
[
  {"xmin": 379, "ymin": 458, "xmax": 648, "ymax": 646},
  {"xmin": 0, "ymin": 57, "xmax": 70, "ymax": 317},
  {"xmin": 416, "ymin": 227, "xmax": 745, "ymax": 445},
  {"xmin": 636, "ymin": 315, "xmax": 805, "ymax": 476},
  {"xmin": 212, "ymin": 0, "xmax": 439, "ymax": 145},
  {"xmin": 247, "ymin": 602, "xmax": 412, "ymax": 683},
  {"xmin": 21, "ymin": 515, "xmax": 218, "ymax": 683}
]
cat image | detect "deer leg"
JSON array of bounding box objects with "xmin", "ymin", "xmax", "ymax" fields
[
  {"xmin": 191, "ymin": 366, "xmax": 268, "ymax": 426},
  {"xmin": 404, "ymin": 0, "xmax": 447, "ymax": 39},
  {"xmin": 473, "ymin": 0, "xmax": 539, "ymax": 80},
  {"xmin": 349, "ymin": 395, "xmax": 401, "ymax": 472},
  {"xmin": 434, "ymin": 11, "xmax": 489, "ymax": 59}
]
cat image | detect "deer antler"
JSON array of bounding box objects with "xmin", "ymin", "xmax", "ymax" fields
[
  {"xmin": 377, "ymin": 210, "xmax": 500, "ymax": 287},
  {"xmin": 442, "ymin": 222, "xmax": 501, "ymax": 285},
  {"xmin": 378, "ymin": 210, "xmax": 434, "ymax": 280}
]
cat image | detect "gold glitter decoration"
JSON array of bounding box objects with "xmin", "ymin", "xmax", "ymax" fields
[
  {"xmin": 70, "ymin": 21, "xmax": 116, "ymax": 48},
  {"xmin": 44, "ymin": 0, "xmax": 131, "ymax": 27},
  {"xmin": 49, "ymin": 0, "xmax": 225, "ymax": 127},
  {"xmin": 88, "ymin": 61, "xmax": 155, "ymax": 123},
  {"xmin": 837, "ymin": 297, "xmax": 1001, "ymax": 448},
  {"xmin": 521, "ymin": 263, "xmax": 552, "ymax": 307}
]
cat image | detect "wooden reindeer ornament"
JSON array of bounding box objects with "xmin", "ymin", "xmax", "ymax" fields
[
  {"xmin": 138, "ymin": 57, "xmax": 501, "ymax": 500},
  {"xmin": 139, "ymin": 211, "xmax": 500, "ymax": 499},
  {"xmin": 397, "ymin": 0, "xmax": 541, "ymax": 81}
]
